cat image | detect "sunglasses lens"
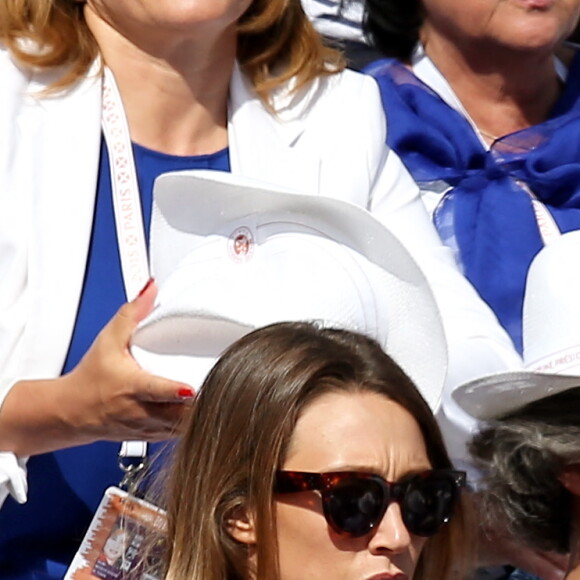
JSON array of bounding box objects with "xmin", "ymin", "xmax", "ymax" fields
[
  {"xmin": 325, "ymin": 478, "xmax": 385, "ymax": 537},
  {"xmin": 402, "ymin": 473, "xmax": 458, "ymax": 537}
]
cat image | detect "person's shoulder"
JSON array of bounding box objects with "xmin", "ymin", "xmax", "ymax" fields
[
  {"xmin": 321, "ymin": 67, "xmax": 379, "ymax": 96},
  {"xmin": 268, "ymin": 66, "xmax": 383, "ymax": 124},
  {"xmin": 304, "ymin": 67, "xmax": 384, "ymax": 117},
  {"xmin": 0, "ymin": 41, "xmax": 99, "ymax": 95},
  {"xmin": 0, "ymin": 43, "xmax": 27, "ymax": 78},
  {"xmin": 0, "ymin": 44, "xmax": 36, "ymax": 100},
  {"xmin": 298, "ymin": 68, "xmax": 387, "ymax": 150},
  {"xmin": 362, "ymin": 57, "xmax": 399, "ymax": 78}
]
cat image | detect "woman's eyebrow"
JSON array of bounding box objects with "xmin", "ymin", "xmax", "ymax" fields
[{"xmin": 316, "ymin": 463, "xmax": 432, "ymax": 476}]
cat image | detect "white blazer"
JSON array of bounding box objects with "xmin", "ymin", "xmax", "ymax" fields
[{"xmin": 0, "ymin": 47, "xmax": 522, "ymax": 504}]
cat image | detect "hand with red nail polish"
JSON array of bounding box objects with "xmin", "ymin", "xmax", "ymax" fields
[
  {"xmin": 0, "ymin": 278, "xmax": 195, "ymax": 457},
  {"xmin": 177, "ymin": 387, "xmax": 195, "ymax": 399}
]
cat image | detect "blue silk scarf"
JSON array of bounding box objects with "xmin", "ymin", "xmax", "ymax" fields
[{"xmin": 366, "ymin": 54, "xmax": 580, "ymax": 353}]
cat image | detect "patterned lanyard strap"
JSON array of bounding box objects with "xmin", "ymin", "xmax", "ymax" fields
[{"xmin": 101, "ymin": 67, "xmax": 150, "ymax": 484}]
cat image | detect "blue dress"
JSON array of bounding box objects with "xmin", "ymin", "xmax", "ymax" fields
[
  {"xmin": 0, "ymin": 141, "xmax": 229, "ymax": 579},
  {"xmin": 366, "ymin": 52, "xmax": 580, "ymax": 354}
]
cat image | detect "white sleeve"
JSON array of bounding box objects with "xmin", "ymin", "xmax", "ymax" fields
[
  {"xmin": 0, "ymin": 259, "xmax": 31, "ymax": 508},
  {"xmin": 0, "ymin": 452, "xmax": 28, "ymax": 506},
  {"xmin": 368, "ymin": 145, "xmax": 524, "ymax": 461},
  {"xmin": 0, "ymin": 176, "xmax": 33, "ymax": 508},
  {"xmin": 0, "ymin": 378, "xmax": 29, "ymax": 507}
]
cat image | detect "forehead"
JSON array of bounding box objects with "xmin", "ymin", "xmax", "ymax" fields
[{"xmin": 283, "ymin": 391, "xmax": 432, "ymax": 478}]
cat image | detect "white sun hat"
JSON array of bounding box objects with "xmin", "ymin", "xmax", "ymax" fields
[
  {"xmin": 131, "ymin": 170, "xmax": 447, "ymax": 411},
  {"xmin": 453, "ymin": 230, "xmax": 580, "ymax": 420}
]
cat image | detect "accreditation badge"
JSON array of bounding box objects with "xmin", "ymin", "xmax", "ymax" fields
[{"xmin": 64, "ymin": 486, "xmax": 168, "ymax": 580}]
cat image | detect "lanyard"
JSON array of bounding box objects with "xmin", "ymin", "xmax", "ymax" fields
[
  {"xmin": 101, "ymin": 67, "xmax": 150, "ymax": 301},
  {"xmin": 101, "ymin": 67, "xmax": 150, "ymax": 481}
]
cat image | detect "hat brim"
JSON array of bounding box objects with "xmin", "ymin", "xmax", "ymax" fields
[
  {"xmin": 452, "ymin": 371, "xmax": 580, "ymax": 420},
  {"xmin": 132, "ymin": 170, "xmax": 447, "ymax": 410}
]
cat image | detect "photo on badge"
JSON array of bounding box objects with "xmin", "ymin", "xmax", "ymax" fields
[{"xmin": 64, "ymin": 486, "xmax": 168, "ymax": 580}]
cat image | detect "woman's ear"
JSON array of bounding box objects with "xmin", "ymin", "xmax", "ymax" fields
[
  {"xmin": 226, "ymin": 506, "xmax": 257, "ymax": 545},
  {"xmin": 559, "ymin": 464, "xmax": 580, "ymax": 496}
]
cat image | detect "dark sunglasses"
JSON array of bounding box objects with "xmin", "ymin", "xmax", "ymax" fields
[{"xmin": 274, "ymin": 469, "xmax": 466, "ymax": 538}]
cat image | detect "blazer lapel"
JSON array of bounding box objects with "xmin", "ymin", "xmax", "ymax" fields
[
  {"xmin": 19, "ymin": 68, "xmax": 103, "ymax": 377},
  {"xmin": 228, "ymin": 64, "xmax": 321, "ymax": 195}
]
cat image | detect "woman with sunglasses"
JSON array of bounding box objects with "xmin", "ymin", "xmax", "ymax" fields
[{"xmin": 163, "ymin": 321, "xmax": 472, "ymax": 580}]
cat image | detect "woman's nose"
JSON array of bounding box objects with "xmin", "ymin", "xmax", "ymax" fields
[{"xmin": 367, "ymin": 502, "xmax": 412, "ymax": 555}]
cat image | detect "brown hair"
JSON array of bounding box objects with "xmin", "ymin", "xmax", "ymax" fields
[
  {"xmin": 0, "ymin": 0, "xmax": 343, "ymax": 102},
  {"xmin": 163, "ymin": 321, "xmax": 473, "ymax": 580}
]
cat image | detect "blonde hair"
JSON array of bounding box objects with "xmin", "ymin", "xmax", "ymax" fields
[
  {"xmin": 162, "ymin": 322, "xmax": 474, "ymax": 580},
  {"xmin": 0, "ymin": 0, "xmax": 343, "ymax": 102}
]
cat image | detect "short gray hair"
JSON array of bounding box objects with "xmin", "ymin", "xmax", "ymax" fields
[{"xmin": 469, "ymin": 387, "xmax": 580, "ymax": 553}]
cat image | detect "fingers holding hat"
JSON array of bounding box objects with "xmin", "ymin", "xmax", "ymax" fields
[
  {"xmin": 133, "ymin": 371, "xmax": 196, "ymax": 404},
  {"xmin": 57, "ymin": 279, "xmax": 197, "ymax": 444},
  {"xmin": 109, "ymin": 277, "xmax": 157, "ymax": 343}
]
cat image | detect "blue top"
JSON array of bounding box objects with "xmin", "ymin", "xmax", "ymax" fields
[
  {"xmin": 366, "ymin": 52, "xmax": 580, "ymax": 353},
  {"xmin": 0, "ymin": 140, "xmax": 230, "ymax": 580}
]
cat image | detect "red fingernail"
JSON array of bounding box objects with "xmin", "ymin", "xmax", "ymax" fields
[
  {"xmin": 138, "ymin": 277, "xmax": 155, "ymax": 298},
  {"xmin": 178, "ymin": 387, "xmax": 195, "ymax": 399}
]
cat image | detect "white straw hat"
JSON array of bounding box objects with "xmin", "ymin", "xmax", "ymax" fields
[
  {"xmin": 131, "ymin": 170, "xmax": 447, "ymax": 411},
  {"xmin": 453, "ymin": 230, "xmax": 580, "ymax": 419}
]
